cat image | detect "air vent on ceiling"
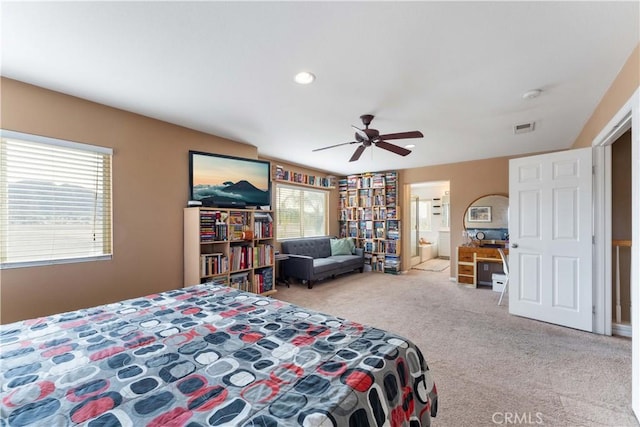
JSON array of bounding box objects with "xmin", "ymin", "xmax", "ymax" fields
[{"xmin": 514, "ymin": 122, "xmax": 535, "ymax": 134}]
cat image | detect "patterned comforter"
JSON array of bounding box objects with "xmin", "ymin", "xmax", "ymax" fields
[{"xmin": 1, "ymin": 283, "xmax": 437, "ymax": 426}]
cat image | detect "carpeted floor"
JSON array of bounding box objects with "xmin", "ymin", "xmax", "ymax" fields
[
  {"xmin": 412, "ymin": 257, "xmax": 450, "ymax": 272},
  {"xmin": 275, "ymin": 269, "xmax": 636, "ymax": 427}
]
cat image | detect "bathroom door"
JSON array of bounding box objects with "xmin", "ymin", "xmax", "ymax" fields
[{"xmin": 509, "ymin": 148, "xmax": 593, "ymax": 332}]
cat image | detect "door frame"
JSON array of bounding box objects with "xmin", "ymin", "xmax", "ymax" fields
[{"xmin": 592, "ymin": 87, "xmax": 639, "ymax": 415}]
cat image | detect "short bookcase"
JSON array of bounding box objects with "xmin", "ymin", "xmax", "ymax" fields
[{"xmin": 184, "ymin": 207, "xmax": 276, "ymax": 295}]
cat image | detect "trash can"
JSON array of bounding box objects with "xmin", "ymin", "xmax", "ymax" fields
[{"xmin": 492, "ymin": 273, "xmax": 506, "ymax": 292}]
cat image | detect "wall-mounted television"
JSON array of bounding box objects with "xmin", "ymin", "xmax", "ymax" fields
[{"xmin": 189, "ymin": 151, "xmax": 271, "ymax": 208}]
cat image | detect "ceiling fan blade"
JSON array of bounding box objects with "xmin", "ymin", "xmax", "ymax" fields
[
  {"xmin": 349, "ymin": 145, "xmax": 366, "ymax": 162},
  {"xmin": 377, "ymin": 131, "xmax": 424, "ymax": 141},
  {"xmin": 312, "ymin": 141, "xmax": 357, "ymax": 152},
  {"xmin": 351, "ymin": 125, "xmax": 369, "ymax": 141},
  {"xmin": 375, "ymin": 140, "xmax": 412, "ymax": 156}
]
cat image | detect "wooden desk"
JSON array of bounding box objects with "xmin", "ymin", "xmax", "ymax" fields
[{"xmin": 457, "ymin": 246, "xmax": 508, "ymax": 287}]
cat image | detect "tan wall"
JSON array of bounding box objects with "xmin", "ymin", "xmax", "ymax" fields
[
  {"xmin": 0, "ymin": 78, "xmax": 331, "ymax": 323},
  {"xmin": 400, "ymin": 156, "xmax": 513, "ymax": 271},
  {"xmin": 572, "ymin": 44, "xmax": 639, "ymax": 149}
]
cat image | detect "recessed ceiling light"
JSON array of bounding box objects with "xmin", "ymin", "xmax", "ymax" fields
[
  {"xmin": 294, "ymin": 71, "xmax": 315, "ymax": 85},
  {"xmin": 404, "ymin": 144, "xmax": 416, "ymax": 149}
]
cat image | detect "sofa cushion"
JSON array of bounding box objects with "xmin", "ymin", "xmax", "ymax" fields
[
  {"xmin": 313, "ymin": 257, "xmax": 340, "ymax": 275},
  {"xmin": 329, "ymin": 254, "xmax": 363, "ymax": 268}
]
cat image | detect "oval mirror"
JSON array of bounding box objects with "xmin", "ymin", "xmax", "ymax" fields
[{"xmin": 463, "ymin": 194, "xmax": 509, "ymax": 246}]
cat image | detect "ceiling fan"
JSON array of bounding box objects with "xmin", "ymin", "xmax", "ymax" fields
[{"xmin": 313, "ymin": 114, "xmax": 424, "ymax": 162}]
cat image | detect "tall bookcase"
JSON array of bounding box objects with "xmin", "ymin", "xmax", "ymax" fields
[
  {"xmin": 338, "ymin": 171, "xmax": 401, "ymax": 274},
  {"xmin": 184, "ymin": 207, "xmax": 276, "ymax": 295}
]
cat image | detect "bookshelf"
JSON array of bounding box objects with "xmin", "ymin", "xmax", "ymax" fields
[
  {"xmin": 272, "ymin": 164, "xmax": 335, "ymax": 189},
  {"xmin": 184, "ymin": 207, "xmax": 276, "ymax": 295},
  {"xmin": 339, "ymin": 171, "xmax": 402, "ymax": 274}
]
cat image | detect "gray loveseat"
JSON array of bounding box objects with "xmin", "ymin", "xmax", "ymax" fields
[{"xmin": 280, "ymin": 236, "xmax": 365, "ymax": 289}]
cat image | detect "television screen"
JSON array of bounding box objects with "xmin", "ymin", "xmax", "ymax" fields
[{"xmin": 189, "ymin": 151, "xmax": 271, "ymax": 208}]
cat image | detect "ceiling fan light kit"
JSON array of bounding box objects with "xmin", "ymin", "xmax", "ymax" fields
[{"xmin": 313, "ymin": 114, "xmax": 424, "ymax": 162}]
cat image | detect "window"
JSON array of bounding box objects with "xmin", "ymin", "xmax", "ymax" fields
[
  {"xmin": 276, "ymin": 184, "xmax": 327, "ymax": 239},
  {"xmin": 418, "ymin": 200, "xmax": 432, "ymax": 232},
  {"xmin": 0, "ymin": 130, "xmax": 113, "ymax": 268}
]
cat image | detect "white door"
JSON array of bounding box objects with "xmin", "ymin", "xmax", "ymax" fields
[{"xmin": 509, "ymin": 148, "xmax": 593, "ymax": 332}]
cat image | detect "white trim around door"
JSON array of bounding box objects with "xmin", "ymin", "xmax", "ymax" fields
[{"xmin": 592, "ymin": 87, "xmax": 639, "ymax": 418}]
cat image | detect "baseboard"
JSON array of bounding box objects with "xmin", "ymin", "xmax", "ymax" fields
[
  {"xmin": 449, "ymin": 276, "xmax": 456, "ymax": 282},
  {"xmin": 612, "ymin": 322, "xmax": 632, "ymax": 337}
]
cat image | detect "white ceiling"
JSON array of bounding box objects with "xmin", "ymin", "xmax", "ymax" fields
[{"xmin": 2, "ymin": 1, "xmax": 638, "ymax": 175}]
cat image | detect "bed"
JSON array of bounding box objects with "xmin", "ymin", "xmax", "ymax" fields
[{"xmin": 1, "ymin": 283, "xmax": 437, "ymax": 426}]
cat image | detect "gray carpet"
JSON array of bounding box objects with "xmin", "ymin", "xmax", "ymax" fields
[
  {"xmin": 275, "ymin": 269, "xmax": 636, "ymax": 427},
  {"xmin": 413, "ymin": 257, "xmax": 450, "ymax": 272}
]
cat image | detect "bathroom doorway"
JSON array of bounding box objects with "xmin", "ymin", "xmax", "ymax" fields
[{"xmin": 409, "ymin": 181, "xmax": 450, "ymax": 269}]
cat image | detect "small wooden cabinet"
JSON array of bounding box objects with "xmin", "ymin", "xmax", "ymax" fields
[
  {"xmin": 184, "ymin": 207, "xmax": 276, "ymax": 296},
  {"xmin": 457, "ymin": 246, "xmax": 508, "ymax": 287}
]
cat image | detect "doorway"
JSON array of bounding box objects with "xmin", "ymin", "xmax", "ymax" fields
[
  {"xmin": 611, "ymin": 130, "xmax": 632, "ymax": 337},
  {"xmin": 591, "ymin": 88, "xmax": 638, "ymax": 417},
  {"xmin": 409, "ymin": 181, "xmax": 450, "ymax": 269}
]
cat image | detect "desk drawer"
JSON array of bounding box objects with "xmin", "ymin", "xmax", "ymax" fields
[
  {"xmin": 458, "ymin": 275, "xmax": 474, "ymax": 285},
  {"xmin": 458, "ymin": 264, "xmax": 474, "ymax": 275},
  {"xmin": 458, "ymin": 251, "xmax": 475, "ymax": 262}
]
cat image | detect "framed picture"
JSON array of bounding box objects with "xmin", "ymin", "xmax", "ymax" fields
[{"xmin": 468, "ymin": 206, "xmax": 492, "ymax": 222}]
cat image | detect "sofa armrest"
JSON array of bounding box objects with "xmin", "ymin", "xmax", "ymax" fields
[
  {"xmin": 286, "ymin": 254, "xmax": 314, "ymax": 260},
  {"xmin": 354, "ymin": 247, "xmax": 364, "ymax": 258},
  {"xmin": 282, "ymin": 254, "xmax": 314, "ymax": 281}
]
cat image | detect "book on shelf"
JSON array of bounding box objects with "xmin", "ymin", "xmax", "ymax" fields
[
  {"xmin": 385, "ymin": 239, "xmax": 398, "ymax": 254},
  {"xmin": 200, "ymin": 253, "xmax": 228, "ymax": 277},
  {"xmin": 339, "ymin": 223, "xmax": 348, "ymax": 238},
  {"xmin": 200, "ymin": 210, "xmax": 228, "ymax": 241},
  {"xmin": 373, "ymin": 256, "xmax": 385, "ymax": 272},
  {"xmin": 253, "ymin": 243, "xmax": 274, "ymax": 267},
  {"xmin": 373, "ymin": 206, "xmax": 386, "ymax": 220},
  {"xmin": 274, "ymin": 165, "xmax": 333, "ymax": 188},
  {"xmin": 374, "ymin": 221, "xmax": 385, "ymax": 238},
  {"xmin": 386, "ymin": 207, "xmax": 397, "ymax": 219},
  {"xmin": 348, "ymin": 222, "xmax": 358, "ymax": 238},
  {"xmin": 254, "ymin": 267, "xmax": 274, "ymax": 293},
  {"xmin": 253, "ymin": 213, "xmax": 273, "ymax": 239},
  {"xmin": 229, "ymin": 244, "xmax": 253, "ymax": 271},
  {"xmin": 229, "ymin": 271, "xmax": 251, "ymax": 292},
  {"xmin": 228, "ymin": 211, "xmax": 250, "ymax": 240},
  {"xmin": 384, "ymin": 254, "xmax": 400, "ymax": 274},
  {"xmin": 374, "ymin": 240, "xmax": 387, "ymax": 253}
]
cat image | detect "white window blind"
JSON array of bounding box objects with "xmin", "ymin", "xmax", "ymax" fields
[
  {"xmin": 276, "ymin": 184, "xmax": 327, "ymax": 240},
  {"xmin": 0, "ymin": 130, "xmax": 113, "ymax": 268}
]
